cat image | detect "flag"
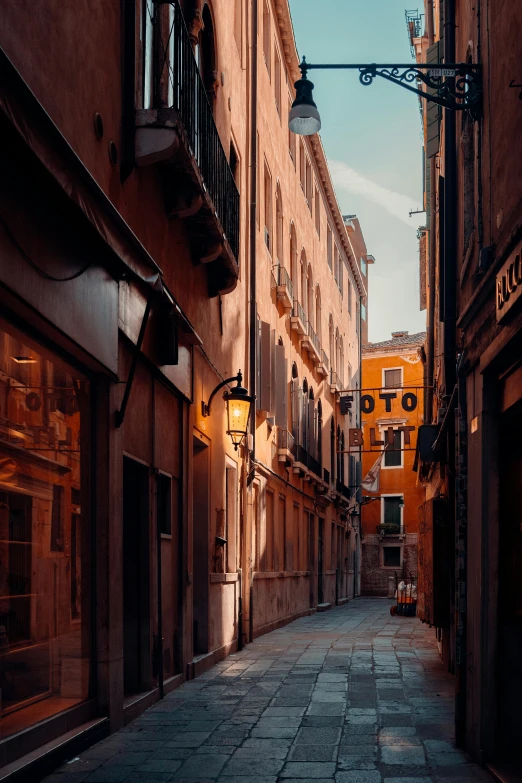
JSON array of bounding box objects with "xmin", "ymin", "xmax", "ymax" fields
[{"xmin": 361, "ymin": 451, "xmax": 385, "ymax": 493}]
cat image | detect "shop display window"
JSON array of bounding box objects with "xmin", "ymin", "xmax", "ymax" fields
[{"xmin": 0, "ymin": 321, "xmax": 91, "ymax": 740}]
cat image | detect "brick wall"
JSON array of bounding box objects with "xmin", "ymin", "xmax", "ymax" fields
[{"xmin": 361, "ymin": 533, "xmax": 418, "ymax": 596}]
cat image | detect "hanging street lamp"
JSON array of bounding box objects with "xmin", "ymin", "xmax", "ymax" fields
[
  {"xmin": 202, "ymin": 370, "xmax": 255, "ymax": 451},
  {"xmin": 288, "ymin": 55, "xmax": 481, "ymax": 136}
]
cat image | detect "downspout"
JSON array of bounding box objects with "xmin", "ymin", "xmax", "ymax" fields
[
  {"xmin": 442, "ymin": 0, "xmax": 463, "ymax": 747},
  {"xmin": 245, "ymin": 0, "xmax": 258, "ymax": 646},
  {"xmin": 425, "ymin": 0, "xmax": 436, "ymax": 424}
]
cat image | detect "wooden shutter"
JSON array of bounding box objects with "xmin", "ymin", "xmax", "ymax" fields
[
  {"xmin": 309, "ymin": 398, "xmax": 316, "ymax": 458},
  {"xmin": 426, "ymin": 41, "xmax": 441, "ymax": 159},
  {"xmin": 260, "ymin": 320, "xmax": 271, "ymax": 412},
  {"xmin": 255, "ymin": 313, "xmax": 261, "ymax": 410},
  {"xmin": 275, "ymin": 345, "xmax": 287, "ymax": 428}
]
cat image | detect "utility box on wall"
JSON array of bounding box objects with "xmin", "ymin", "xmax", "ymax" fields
[{"xmin": 418, "ymin": 498, "xmax": 449, "ymax": 627}]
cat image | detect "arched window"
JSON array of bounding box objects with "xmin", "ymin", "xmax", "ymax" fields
[
  {"xmin": 300, "ymin": 250, "xmax": 307, "ymax": 313},
  {"xmin": 301, "ymin": 378, "xmax": 309, "ymax": 450},
  {"xmin": 339, "ymin": 337, "xmax": 344, "ymax": 387},
  {"xmin": 329, "ymin": 315, "xmax": 334, "ymax": 371},
  {"xmin": 290, "ymin": 223, "xmax": 298, "ymax": 300},
  {"xmin": 330, "ymin": 417, "xmax": 335, "ymax": 481},
  {"xmin": 315, "ymin": 286, "xmax": 322, "ymax": 342},
  {"xmin": 275, "ymin": 183, "xmax": 283, "ymax": 265},
  {"xmin": 340, "ymin": 431, "xmax": 345, "ymax": 485},
  {"xmin": 317, "ymin": 400, "xmax": 323, "ymax": 467},
  {"xmin": 336, "ymin": 425, "xmax": 342, "ymax": 486},
  {"xmin": 307, "ymin": 264, "xmax": 314, "ymax": 330},
  {"xmin": 309, "ymin": 387, "xmax": 315, "ymax": 459},
  {"xmin": 291, "ymin": 363, "xmax": 299, "ymax": 442},
  {"xmin": 335, "ymin": 327, "xmax": 340, "ymax": 377},
  {"xmin": 199, "ymin": 4, "xmax": 218, "ymax": 109}
]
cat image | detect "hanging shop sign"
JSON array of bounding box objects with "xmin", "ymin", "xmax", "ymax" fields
[
  {"xmin": 348, "ymin": 425, "xmax": 416, "ymax": 449},
  {"xmin": 496, "ymin": 240, "xmax": 522, "ymax": 323}
]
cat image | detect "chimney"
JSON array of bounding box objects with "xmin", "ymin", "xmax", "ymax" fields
[{"xmin": 391, "ymin": 331, "xmax": 409, "ymax": 339}]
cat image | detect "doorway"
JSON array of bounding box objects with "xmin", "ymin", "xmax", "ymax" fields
[
  {"xmin": 318, "ymin": 518, "xmax": 324, "ymax": 605},
  {"xmin": 192, "ymin": 435, "xmax": 209, "ymax": 655},
  {"xmin": 123, "ymin": 457, "xmax": 150, "ymax": 696},
  {"xmin": 496, "ymin": 399, "xmax": 522, "ymax": 770}
]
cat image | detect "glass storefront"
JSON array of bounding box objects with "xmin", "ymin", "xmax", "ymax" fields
[{"xmin": 0, "ymin": 320, "xmax": 91, "ymax": 740}]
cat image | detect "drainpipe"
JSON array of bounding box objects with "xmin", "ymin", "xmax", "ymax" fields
[
  {"xmin": 244, "ymin": 0, "xmax": 258, "ymax": 646},
  {"xmin": 425, "ymin": 0, "xmax": 436, "ymax": 424},
  {"xmin": 442, "ymin": 0, "xmax": 463, "ymax": 747}
]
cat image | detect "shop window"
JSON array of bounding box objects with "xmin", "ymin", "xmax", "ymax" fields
[
  {"xmin": 383, "ymin": 546, "xmax": 401, "ymax": 567},
  {"xmin": 156, "ymin": 473, "xmax": 172, "ymax": 535},
  {"xmin": 0, "ymin": 320, "xmax": 91, "ymax": 740}
]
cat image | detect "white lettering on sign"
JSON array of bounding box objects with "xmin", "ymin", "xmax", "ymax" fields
[{"xmin": 429, "ymin": 68, "xmax": 456, "ymax": 78}]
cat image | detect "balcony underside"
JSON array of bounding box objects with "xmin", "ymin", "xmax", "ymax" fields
[{"xmin": 136, "ymin": 109, "xmax": 239, "ymax": 297}]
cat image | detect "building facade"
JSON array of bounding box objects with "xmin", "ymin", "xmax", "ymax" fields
[
  {"xmin": 411, "ymin": 0, "xmax": 522, "ymax": 773},
  {"xmin": 0, "ymin": 0, "xmax": 367, "ymax": 775},
  {"xmin": 360, "ymin": 332, "xmax": 426, "ymax": 596}
]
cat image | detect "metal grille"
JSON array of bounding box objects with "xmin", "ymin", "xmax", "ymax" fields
[{"xmin": 148, "ymin": 1, "xmax": 240, "ymax": 261}]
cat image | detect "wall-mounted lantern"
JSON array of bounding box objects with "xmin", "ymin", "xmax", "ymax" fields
[{"xmin": 202, "ymin": 370, "xmax": 254, "ymax": 451}]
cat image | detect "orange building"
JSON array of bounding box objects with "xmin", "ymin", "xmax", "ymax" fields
[{"xmin": 360, "ymin": 331, "xmax": 426, "ymax": 595}]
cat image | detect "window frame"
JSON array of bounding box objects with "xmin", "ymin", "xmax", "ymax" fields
[
  {"xmin": 381, "ymin": 494, "xmax": 404, "ymax": 527},
  {"xmin": 382, "ymin": 544, "xmax": 403, "ymax": 569},
  {"xmin": 382, "ymin": 429, "xmax": 404, "ymax": 469},
  {"xmin": 382, "ymin": 366, "xmax": 403, "ymax": 392}
]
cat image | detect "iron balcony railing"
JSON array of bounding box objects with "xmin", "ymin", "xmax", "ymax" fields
[
  {"xmin": 274, "ymin": 264, "xmax": 294, "ymax": 301},
  {"xmin": 336, "ymin": 479, "xmax": 351, "ymax": 499},
  {"xmin": 377, "ymin": 523, "xmax": 405, "ymax": 536},
  {"xmin": 277, "ymin": 428, "xmax": 295, "ymax": 453},
  {"xmin": 307, "ymin": 323, "xmax": 321, "ymax": 357},
  {"xmin": 308, "ymin": 453, "xmax": 322, "ymax": 479},
  {"xmin": 151, "ymin": 1, "xmax": 240, "ymax": 260},
  {"xmin": 321, "ymin": 349, "xmax": 330, "ymax": 372},
  {"xmin": 295, "ymin": 444, "xmax": 309, "ymax": 467},
  {"xmin": 292, "ymin": 300, "xmax": 307, "ymax": 325}
]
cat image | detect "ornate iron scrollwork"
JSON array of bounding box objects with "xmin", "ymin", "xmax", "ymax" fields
[{"xmin": 358, "ymin": 64, "xmax": 481, "ymax": 117}]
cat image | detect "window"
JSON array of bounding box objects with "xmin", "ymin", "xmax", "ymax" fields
[
  {"xmin": 263, "ymin": 1, "xmax": 271, "ymax": 77},
  {"xmin": 264, "ymin": 160, "xmax": 272, "ymax": 252},
  {"xmin": 327, "ymin": 226, "xmax": 332, "ymax": 270},
  {"xmin": 256, "ymin": 132, "xmax": 260, "ymax": 226},
  {"xmin": 274, "ymin": 46, "xmax": 281, "ymax": 117},
  {"xmin": 226, "ymin": 462, "xmax": 237, "ymax": 572},
  {"xmin": 305, "ymin": 159, "xmax": 312, "ymax": 211},
  {"xmin": 290, "ymin": 223, "xmax": 298, "ymax": 293},
  {"xmin": 339, "ymin": 256, "xmax": 344, "ymax": 297},
  {"xmin": 383, "ymin": 496, "xmax": 403, "ymax": 526},
  {"xmin": 265, "ymin": 489, "xmax": 275, "ymax": 571},
  {"xmin": 230, "ymin": 140, "xmax": 239, "ymax": 188},
  {"xmin": 300, "ymin": 142, "xmax": 305, "ymax": 192},
  {"xmin": 384, "ymin": 368, "xmax": 402, "ymax": 389},
  {"xmin": 334, "ymin": 244, "xmax": 339, "ymax": 284},
  {"xmin": 275, "ymin": 183, "xmax": 283, "ymax": 263},
  {"xmin": 307, "ymin": 264, "xmax": 314, "ymax": 330},
  {"xmin": 315, "ymin": 188, "xmax": 320, "ymax": 236},
  {"xmin": 50, "ymin": 485, "xmax": 64, "ymax": 552},
  {"xmin": 156, "ymin": 473, "xmax": 172, "ymax": 535},
  {"xmin": 280, "ymin": 494, "xmax": 289, "ymax": 570},
  {"xmin": 234, "ymin": 0, "xmax": 242, "ymax": 54},
  {"xmin": 361, "ymin": 302, "xmax": 367, "ymax": 321},
  {"xmin": 360, "ymin": 256, "xmax": 367, "ymax": 276},
  {"xmin": 384, "ymin": 430, "xmax": 402, "ymax": 467},
  {"xmin": 383, "ymin": 546, "xmax": 401, "ymax": 567},
  {"xmin": 347, "ymin": 276, "xmax": 351, "ymax": 312},
  {"xmin": 288, "ymin": 97, "xmax": 296, "ymax": 165},
  {"xmin": 293, "ymin": 503, "xmax": 300, "ymax": 571}
]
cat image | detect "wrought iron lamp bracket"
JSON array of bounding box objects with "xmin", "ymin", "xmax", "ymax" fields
[
  {"xmin": 202, "ymin": 371, "xmax": 242, "ymax": 417},
  {"xmin": 299, "ymin": 57, "xmax": 482, "ymax": 118}
]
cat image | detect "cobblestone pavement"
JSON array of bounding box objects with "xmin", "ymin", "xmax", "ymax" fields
[{"xmin": 45, "ymin": 598, "xmax": 493, "ymax": 783}]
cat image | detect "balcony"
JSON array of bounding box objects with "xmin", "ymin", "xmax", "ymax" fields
[
  {"xmin": 290, "ymin": 300, "xmax": 307, "ymax": 336},
  {"xmin": 330, "ymin": 369, "xmax": 341, "ymax": 395},
  {"xmin": 303, "ymin": 323, "xmax": 321, "ymax": 365},
  {"xmin": 277, "ymin": 428, "xmax": 295, "ymax": 464},
  {"xmin": 308, "ymin": 453, "xmax": 322, "ymax": 479},
  {"xmin": 336, "ymin": 480, "xmax": 351, "ymax": 503},
  {"xmin": 318, "ymin": 349, "xmax": 329, "ymax": 377},
  {"xmin": 273, "ymin": 264, "xmax": 294, "ymax": 312},
  {"xmin": 134, "ymin": 1, "xmax": 239, "ymax": 296},
  {"xmin": 293, "ymin": 444, "xmax": 310, "ymax": 478},
  {"xmin": 377, "ymin": 523, "xmax": 405, "ymax": 539}
]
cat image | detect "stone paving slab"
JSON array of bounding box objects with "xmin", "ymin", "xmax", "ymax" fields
[{"xmin": 43, "ymin": 599, "xmax": 495, "ymax": 783}]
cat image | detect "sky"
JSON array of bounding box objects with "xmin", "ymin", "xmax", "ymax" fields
[{"xmin": 288, "ymin": 0, "xmax": 427, "ymax": 343}]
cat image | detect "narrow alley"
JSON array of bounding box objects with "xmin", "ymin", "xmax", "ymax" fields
[{"xmin": 45, "ymin": 600, "xmax": 492, "ymax": 783}]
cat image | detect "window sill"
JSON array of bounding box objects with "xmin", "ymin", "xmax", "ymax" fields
[
  {"xmin": 253, "ymin": 570, "xmax": 310, "ymax": 579},
  {"xmin": 210, "ymin": 572, "xmax": 239, "ymax": 583}
]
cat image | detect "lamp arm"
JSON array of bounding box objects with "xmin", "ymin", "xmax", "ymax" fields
[{"xmin": 203, "ymin": 371, "xmax": 242, "ymax": 416}]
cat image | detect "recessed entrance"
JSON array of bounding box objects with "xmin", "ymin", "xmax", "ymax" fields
[
  {"xmin": 123, "ymin": 457, "xmax": 150, "ymax": 696},
  {"xmin": 192, "ymin": 435, "xmax": 209, "ymax": 655}
]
